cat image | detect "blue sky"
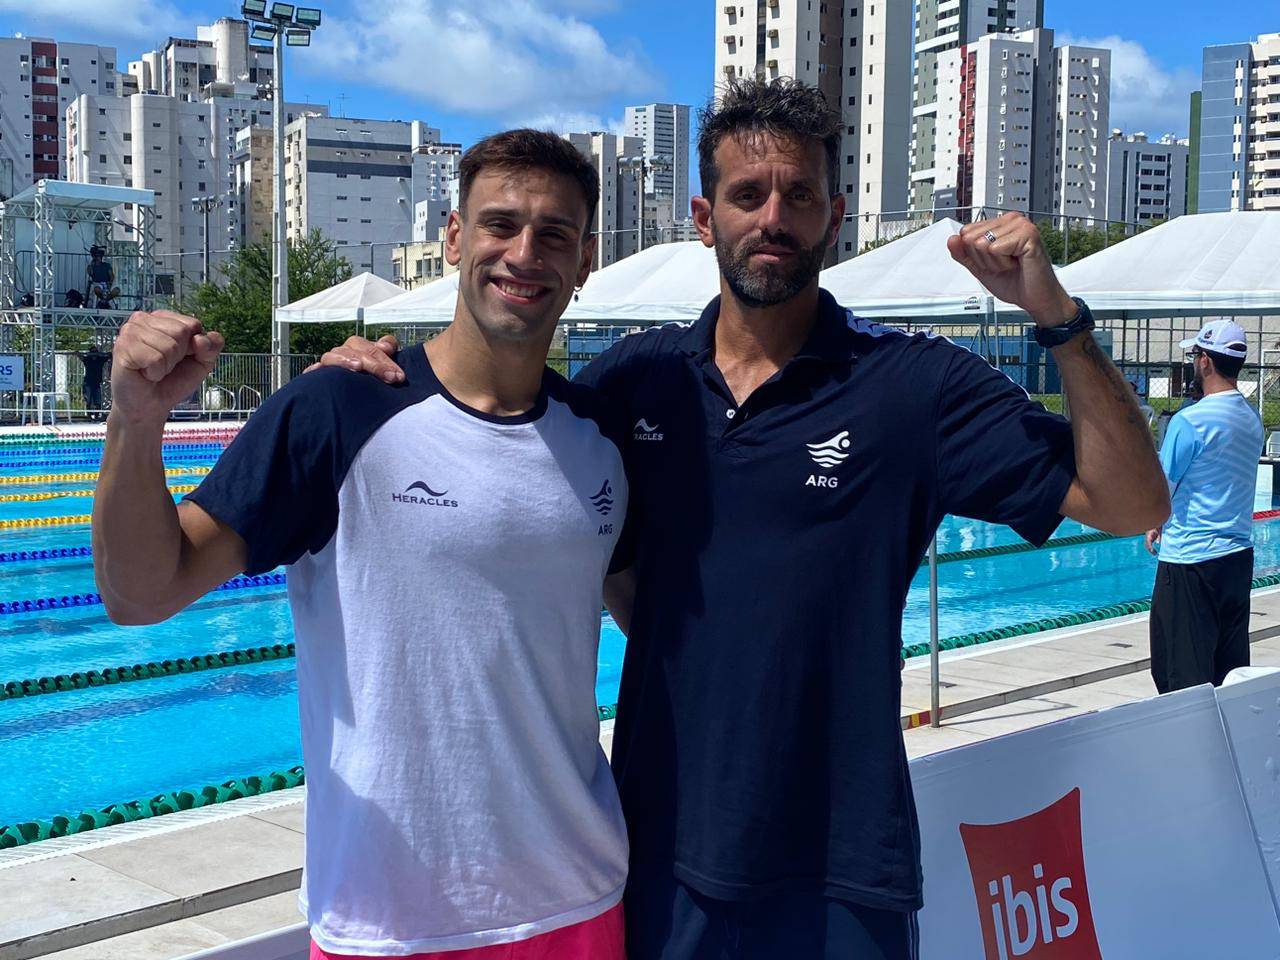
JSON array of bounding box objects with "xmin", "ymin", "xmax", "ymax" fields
[{"xmin": 3, "ymin": 0, "xmax": 1275, "ymax": 190}]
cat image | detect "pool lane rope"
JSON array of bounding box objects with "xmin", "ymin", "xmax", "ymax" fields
[
  {"xmin": 0, "ymin": 572, "xmax": 285, "ymax": 616},
  {"xmin": 0, "ymin": 467, "xmax": 211, "ymax": 487},
  {"xmin": 0, "ymin": 484, "xmax": 198, "ymax": 504},
  {"xmin": 900, "ymin": 568, "xmax": 1280, "ymax": 660},
  {"xmin": 0, "ymin": 445, "xmax": 232, "ymax": 455},
  {"xmin": 0, "ymin": 641, "xmax": 297, "ymax": 702},
  {"xmin": 921, "ymin": 509, "xmax": 1280, "ymax": 567},
  {"xmin": 0, "ymin": 514, "xmax": 92, "ymax": 529},
  {"xmin": 0, "ymin": 429, "xmax": 241, "ymax": 446},
  {"xmin": 14, "ymin": 571, "xmax": 1280, "ymax": 844},
  {"xmin": 0, "ymin": 457, "xmax": 217, "ymax": 470},
  {"xmin": 0, "ymin": 765, "xmax": 304, "ymax": 849},
  {"xmin": 0, "ymin": 546, "xmax": 93, "ymax": 564}
]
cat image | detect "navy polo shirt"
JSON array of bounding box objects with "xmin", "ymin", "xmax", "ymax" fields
[{"xmin": 576, "ymin": 289, "xmax": 1076, "ymax": 912}]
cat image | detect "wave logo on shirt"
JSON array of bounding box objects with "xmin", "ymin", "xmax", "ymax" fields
[
  {"xmin": 590, "ymin": 479, "xmax": 614, "ymax": 516},
  {"xmin": 806, "ymin": 430, "xmax": 852, "ymax": 468},
  {"xmin": 960, "ymin": 788, "xmax": 1102, "ymax": 960},
  {"xmin": 634, "ymin": 419, "xmax": 664, "ymax": 441},
  {"xmin": 391, "ymin": 481, "xmax": 459, "ymax": 509}
]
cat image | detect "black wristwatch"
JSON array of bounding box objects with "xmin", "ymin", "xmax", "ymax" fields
[{"xmin": 1033, "ymin": 297, "xmax": 1095, "ymax": 349}]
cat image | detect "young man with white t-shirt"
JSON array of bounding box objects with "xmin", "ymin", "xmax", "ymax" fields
[{"xmin": 91, "ymin": 131, "xmax": 631, "ymax": 959}]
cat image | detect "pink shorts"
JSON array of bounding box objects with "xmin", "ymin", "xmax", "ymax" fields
[{"xmin": 309, "ymin": 902, "xmax": 625, "ymax": 960}]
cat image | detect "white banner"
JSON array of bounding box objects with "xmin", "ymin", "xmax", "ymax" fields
[
  {"xmin": 912, "ymin": 686, "xmax": 1280, "ymax": 959},
  {"xmin": 0, "ymin": 355, "xmax": 22, "ymax": 391},
  {"xmin": 1217, "ymin": 670, "xmax": 1280, "ymax": 914}
]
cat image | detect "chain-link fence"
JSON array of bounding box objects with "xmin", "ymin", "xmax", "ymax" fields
[
  {"xmin": 0, "ymin": 349, "xmax": 317, "ymax": 424},
  {"xmin": 7, "ymin": 316, "xmax": 1280, "ymax": 436}
]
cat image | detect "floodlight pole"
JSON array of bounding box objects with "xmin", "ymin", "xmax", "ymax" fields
[{"xmin": 270, "ymin": 29, "xmax": 289, "ymax": 393}]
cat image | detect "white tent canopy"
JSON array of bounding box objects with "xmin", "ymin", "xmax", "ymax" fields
[
  {"xmin": 275, "ymin": 272, "xmax": 404, "ymax": 324},
  {"xmin": 819, "ymin": 218, "xmax": 994, "ymax": 318},
  {"xmin": 562, "ymin": 220, "xmax": 1004, "ymax": 323},
  {"xmin": 563, "ymin": 242, "xmax": 720, "ymax": 322},
  {"xmin": 362, "ymin": 273, "xmax": 460, "ymax": 325},
  {"xmin": 1054, "ymin": 212, "xmax": 1280, "ymax": 317}
]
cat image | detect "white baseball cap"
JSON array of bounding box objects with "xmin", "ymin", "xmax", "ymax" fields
[{"xmin": 1179, "ymin": 319, "xmax": 1249, "ymax": 359}]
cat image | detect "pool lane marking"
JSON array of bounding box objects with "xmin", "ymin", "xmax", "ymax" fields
[{"xmin": 0, "ymin": 467, "xmax": 212, "ymax": 487}]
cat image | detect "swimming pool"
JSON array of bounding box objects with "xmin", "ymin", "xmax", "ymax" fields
[{"xmin": 1, "ymin": 432, "xmax": 1277, "ymax": 831}]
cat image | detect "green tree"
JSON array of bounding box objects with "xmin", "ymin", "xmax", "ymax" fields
[{"xmin": 180, "ymin": 229, "xmax": 354, "ymax": 355}]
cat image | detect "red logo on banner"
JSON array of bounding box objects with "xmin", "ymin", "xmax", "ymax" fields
[{"xmin": 959, "ymin": 788, "xmax": 1103, "ymax": 960}]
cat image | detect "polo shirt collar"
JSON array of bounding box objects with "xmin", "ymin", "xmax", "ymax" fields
[{"xmin": 677, "ymin": 287, "xmax": 857, "ymax": 365}]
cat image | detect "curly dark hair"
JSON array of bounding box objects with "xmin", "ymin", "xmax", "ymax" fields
[
  {"xmin": 458, "ymin": 128, "xmax": 601, "ymax": 230},
  {"xmin": 697, "ymin": 77, "xmax": 842, "ymax": 201}
]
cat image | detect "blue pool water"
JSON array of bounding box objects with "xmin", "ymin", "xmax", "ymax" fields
[{"xmin": 0, "ymin": 436, "xmax": 1276, "ymax": 829}]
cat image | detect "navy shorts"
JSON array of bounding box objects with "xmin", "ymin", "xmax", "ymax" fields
[{"xmin": 624, "ymin": 865, "xmax": 919, "ymax": 960}]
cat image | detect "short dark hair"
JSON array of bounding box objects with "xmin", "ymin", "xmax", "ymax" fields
[
  {"xmin": 697, "ymin": 77, "xmax": 842, "ymax": 200},
  {"xmin": 1204, "ymin": 349, "xmax": 1245, "ymax": 379},
  {"xmin": 457, "ymin": 129, "xmax": 600, "ymax": 232}
]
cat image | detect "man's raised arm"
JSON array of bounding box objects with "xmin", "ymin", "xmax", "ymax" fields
[
  {"xmin": 949, "ymin": 214, "xmax": 1169, "ymax": 535},
  {"xmin": 93, "ymin": 311, "xmax": 247, "ymax": 625}
]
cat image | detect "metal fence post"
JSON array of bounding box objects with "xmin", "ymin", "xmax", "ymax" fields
[{"xmin": 929, "ymin": 534, "xmax": 941, "ymax": 728}]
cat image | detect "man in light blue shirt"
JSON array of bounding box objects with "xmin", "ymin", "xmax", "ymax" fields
[{"xmin": 1146, "ymin": 319, "xmax": 1264, "ymax": 692}]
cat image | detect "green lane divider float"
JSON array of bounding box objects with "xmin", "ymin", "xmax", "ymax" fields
[
  {"xmin": 925, "ymin": 530, "xmax": 1120, "ymax": 566},
  {"xmin": 0, "ymin": 701, "xmax": 624, "ymax": 847},
  {"xmin": 0, "ymin": 766, "xmax": 305, "ymax": 849},
  {"xmin": 0, "ymin": 643, "xmax": 296, "ymax": 701},
  {"xmin": 901, "ymin": 569, "xmax": 1280, "ymax": 660}
]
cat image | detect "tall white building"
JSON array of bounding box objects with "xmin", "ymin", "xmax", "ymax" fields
[
  {"xmin": 67, "ymin": 92, "xmax": 324, "ymax": 289},
  {"xmin": 1052, "ymin": 43, "xmax": 1111, "ymax": 223},
  {"xmin": 910, "ymin": 0, "xmax": 1043, "ymax": 212},
  {"xmin": 623, "ymin": 103, "xmax": 691, "ymax": 222},
  {"xmin": 128, "ymin": 19, "xmax": 273, "ymax": 101},
  {"xmin": 713, "ymin": 0, "xmax": 913, "ymax": 259},
  {"xmin": 1196, "ymin": 33, "xmax": 1280, "ymax": 213},
  {"xmin": 933, "ymin": 29, "xmax": 1109, "ymax": 223},
  {"xmin": 1103, "ymin": 131, "xmax": 1188, "ymax": 226},
  {"xmin": 283, "ymin": 115, "xmax": 440, "ymax": 278},
  {"xmin": 0, "ymin": 36, "xmax": 118, "ymax": 193},
  {"xmin": 564, "ymin": 132, "xmax": 643, "ymax": 269},
  {"xmin": 411, "ymin": 143, "xmax": 461, "ymax": 242}
]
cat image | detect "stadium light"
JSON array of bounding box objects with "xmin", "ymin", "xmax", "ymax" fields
[
  {"xmin": 269, "ymin": 2, "xmax": 296, "ymax": 21},
  {"xmin": 241, "ymin": 0, "xmax": 267, "ymax": 18},
  {"xmin": 295, "ymin": 7, "xmax": 321, "ymax": 28},
  {"xmin": 285, "ymin": 28, "xmax": 311, "ymax": 46},
  {"xmin": 249, "ymin": 24, "xmax": 277, "ymax": 41}
]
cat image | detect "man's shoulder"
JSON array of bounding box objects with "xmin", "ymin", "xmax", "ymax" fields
[
  {"xmin": 839, "ymin": 309, "xmax": 989, "ymax": 374},
  {"xmin": 245, "ymin": 363, "xmax": 430, "ymax": 443},
  {"xmin": 573, "ymin": 321, "xmax": 692, "ymax": 391},
  {"xmin": 545, "ymin": 368, "xmax": 629, "ymax": 444},
  {"xmin": 600, "ymin": 322, "xmax": 692, "ymax": 363}
]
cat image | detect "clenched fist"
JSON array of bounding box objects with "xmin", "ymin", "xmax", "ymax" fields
[
  {"xmin": 110, "ymin": 310, "xmax": 225, "ymax": 428},
  {"xmin": 946, "ymin": 212, "xmax": 1078, "ymax": 328}
]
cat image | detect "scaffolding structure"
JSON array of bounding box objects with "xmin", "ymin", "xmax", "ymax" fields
[{"xmin": 0, "ymin": 180, "xmax": 156, "ymax": 393}]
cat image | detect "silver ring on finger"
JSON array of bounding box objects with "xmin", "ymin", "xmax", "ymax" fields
[{"xmin": 983, "ymin": 230, "xmax": 998, "ymax": 244}]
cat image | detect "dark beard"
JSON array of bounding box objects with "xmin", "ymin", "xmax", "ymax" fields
[{"xmin": 714, "ymin": 226, "xmax": 827, "ymax": 308}]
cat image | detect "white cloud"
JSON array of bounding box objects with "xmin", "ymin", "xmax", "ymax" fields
[
  {"xmin": 1057, "ymin": 33, "xmax": 1199, "ymax": 139},
  {"xmin": 0, "ymin": 0, "xmax": 184, "ymax": 42},
  {"xmin": 305, "ymin": 0, "xmax": 655, "ymax": 124},
  {"xmin": 518, "ymin": 111, "xmax": 625, "ymax": 136}
]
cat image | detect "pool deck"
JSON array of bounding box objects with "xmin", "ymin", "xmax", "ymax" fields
[{"xmin": 5, "ymin": 591, "xmax": 1280, "ymax": 959}]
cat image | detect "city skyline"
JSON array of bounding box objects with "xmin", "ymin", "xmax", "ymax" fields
[{"xmin": 2, "ymin": 0, "xmax": 1275, "ymax": 183}]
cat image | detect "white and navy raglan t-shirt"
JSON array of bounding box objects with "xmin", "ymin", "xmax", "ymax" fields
[{"xmin": 186, "ymin": 345, "xmax": 631, "ymax": 955}]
